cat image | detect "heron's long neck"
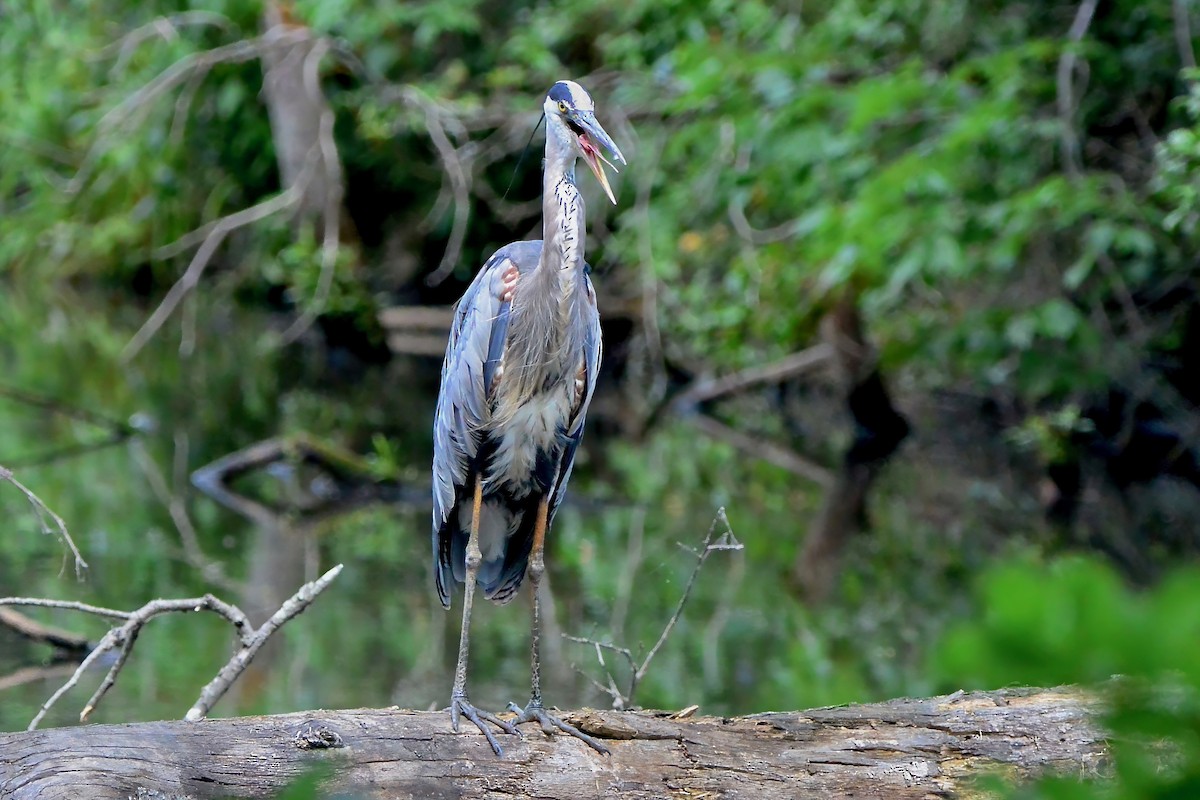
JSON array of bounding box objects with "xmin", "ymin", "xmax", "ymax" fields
[
  {"xmin": 541, "ymin": 151, "xmax": 585, "ymax": 275},
  {"xmin": 498, "ymin": 147, "xmax": 588, "ymax": 407}
]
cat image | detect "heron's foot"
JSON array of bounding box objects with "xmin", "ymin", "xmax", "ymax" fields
[
  {"xmin": 499, "ymin": 264, "xmax": 519, "ymax": 302},
  {"xmin": 506, "ymin": 700, "xmax": 611, "ymax": 755},
  {"xmin": 451, "ymin": 694, "xmax": 519, "ymax": 756}
]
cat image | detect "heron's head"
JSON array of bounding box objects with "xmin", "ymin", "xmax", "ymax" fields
[{"xmin": 543, "ymin": 80, "xmax": 626, "ymax": 204}]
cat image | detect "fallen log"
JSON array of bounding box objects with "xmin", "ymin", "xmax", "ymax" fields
[{"xmin": 0, "ymin": 687, "xmax": 1107, "ymax": 800}]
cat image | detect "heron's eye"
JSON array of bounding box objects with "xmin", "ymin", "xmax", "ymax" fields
[{"xmin": 558, "ymin": 100, "xmax": 569, "ymax": 114}]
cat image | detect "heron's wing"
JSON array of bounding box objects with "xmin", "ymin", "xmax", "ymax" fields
[
  {"xmin": 432, "ymin": 249, "xmax": 521, "ymax": 607},
  {"xmin": 548, "ymin": 270, "xmax": 603, "ymax": 523}
]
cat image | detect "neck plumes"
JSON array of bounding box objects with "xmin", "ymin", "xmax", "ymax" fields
[
  {"xmin": 541, "ymin": 147, "xmax": 586, "ymax": 276},
  {"xmin": 496, "ymin": 143, "xmax": 588, "ymax": 411}
]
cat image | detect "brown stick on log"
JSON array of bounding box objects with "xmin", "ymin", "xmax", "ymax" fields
[{"xmin": 0, "ymin": 687, "xmax": 1107, "ymax": 799}]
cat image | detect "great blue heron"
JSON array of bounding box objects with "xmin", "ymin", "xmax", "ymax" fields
[{"xmin": 431, "ymin": 80, "xmax": 625, "ymax": 755}]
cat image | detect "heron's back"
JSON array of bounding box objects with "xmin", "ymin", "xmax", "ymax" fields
[{"xmin": 432, "ymin": 239, "xmax": 601, "ymax": 607}]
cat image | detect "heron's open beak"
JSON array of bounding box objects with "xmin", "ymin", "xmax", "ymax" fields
[{"xmin": 571, "ymin": 111, "xmax": 625, "ymax": 205}]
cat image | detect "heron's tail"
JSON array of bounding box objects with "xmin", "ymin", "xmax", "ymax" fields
[{"xmin": 437, "ymin": 495, "xmax": 537, "ymax": 607}]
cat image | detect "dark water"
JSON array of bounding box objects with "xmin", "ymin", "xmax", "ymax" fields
[{"xmin": 0, "ymin": 284, "xmax": 953, "ymax": 734}]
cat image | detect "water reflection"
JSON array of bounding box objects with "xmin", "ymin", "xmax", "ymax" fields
[{"xmin": 0, "ymin": 283, "xmax": 920, "ymax": 736}]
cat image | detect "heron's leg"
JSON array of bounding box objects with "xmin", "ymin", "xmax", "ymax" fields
[
  {"xmin": 507, "ymin": 496, "xmax": 611, "ymax": 755},
  {"xmin": 450, "ymin": 475, "xmax": 518, "ymax": 755},
  {"xmin": 499, "ymin": 264, "xmax": 519, "ymax": 302}
]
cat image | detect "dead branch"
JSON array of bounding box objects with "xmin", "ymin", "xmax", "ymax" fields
[
  {"xmin": 0, "ymin": 608, "xmax": 91, "ymax": 655},
  {"xmin": 0, "ymin": 564, "xmax": 343, "ymax": 730},
  {"xmin": 94, "ymin": 11, "xmax": 237, "ymax": 77},
  {"xmin": 189, "ymin": 434, "xmax": 422, "ymax": 531},
  {"xmin": 689, "ymin": 413, "xmax": 836, "ymax": 487},
  {"xmin": 254, "ymin": 2, "xmax": 349, "ymax": 344},
  {"xmin": 0, "ymin": 687, "xmax": 1109, "ymax": 799},
  {"xmin": 566, "ymin": 508, "xmax": 743, "ymax": 710},
  {"xmin": 0, "ymin": 599, "xmax": 129, "ymax": 620},
  {"xmin": 0, "ymin": 467, "xmax": 87, "ymax": 578},
  {"xmin": 77, "ymin": 11, "xmax": 351, "ymax": 359},
  {"xmin": 121, "ymin": 153, "xmax": 317, "ymax": 362},
  {"xmin": 404, "ymin": 87, "xmax": 474, "ymax": 286},
  {"xmin": 671, "ymin": 343, "xmax": 835, "ymax": 411},
  {"xmin": 186, "ymin": 564, "xmax": 342, "ymax": 721},
  {"xmin": 68, "ymin": 27, "xmax": 314, "ymax": 195}
]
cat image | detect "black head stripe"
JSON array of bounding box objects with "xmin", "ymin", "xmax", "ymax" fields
[
  {"xmin": 547, "ymin": 80, "xmax": 593, "ymax": 110},
  {"xmin": 548, "ymin": 82, "xmax": 574, "ymax": 105}
]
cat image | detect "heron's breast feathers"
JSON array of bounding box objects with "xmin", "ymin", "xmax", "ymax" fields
[{"xmin": 486, "ymin": 381, "xmax": 577, "ymax": 495}]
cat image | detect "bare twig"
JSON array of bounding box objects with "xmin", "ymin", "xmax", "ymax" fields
[
  {"xmin": 1057, "ymin": 0, "xmax": 1100, "ymax": 177},
  {"xmin": 121, "ymin": 154, "xmax": 317, "ymax": 362},
  {"xmin": 80, "ymin": 627, "xmax": 141, "ymax": 721},
  {"xmin": 0, "ymin": 565, "xmax": 343, "ymax": 729},
  {"xmin": 636, "ymin": 509, "xmax": 740, "ymax": 689},
  {"xmin": 186, "ymin": 563, "xmax": 343, "ymax": 721},
  {"xmin": 94, "ymin": 11, "xmax": 237, "ymax": 77},
  {"xmin": 405, "ymin": 88, "xmax": 474, "ymax": 286},
  {"xmin": 0, "ymin": 598, "xmax": 131, "ymax": 621},
  {"xmin": 566, "ymin": 508, "xmax": 743, "ymax": 709},
  {"xmin": 1, "ymin": 467, "xmax": 88, "ymax": 579}
]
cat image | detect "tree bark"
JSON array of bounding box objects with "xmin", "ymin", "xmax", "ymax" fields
[{"xmin": 0, "ymin": 687, "xmax": 1107, "ymax": 799}]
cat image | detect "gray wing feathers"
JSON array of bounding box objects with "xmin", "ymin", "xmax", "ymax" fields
[
  {"xmin": 432, "ymin": 254, "xmax": 508, "ymax": 547},
  {"xmin": 432, "ymin": 243, "xmax": 543, "ymax": 607}
]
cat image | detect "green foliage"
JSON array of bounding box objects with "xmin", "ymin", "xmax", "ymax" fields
[
  {"xmin": 4, "ymin": 7, "xmax": 1200, "ymax": 799},
  {"xmin": 935, "ymin": 558, "xmax": 1200, "ymax": 798}
]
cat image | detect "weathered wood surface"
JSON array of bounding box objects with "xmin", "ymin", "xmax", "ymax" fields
[{"xmin": 0, "ymin": 688, "xmax": 1107, "ymax": 800}]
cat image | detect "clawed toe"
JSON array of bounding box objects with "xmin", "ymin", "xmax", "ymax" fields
[
  {"xmin": 508, "ymin": 701, "xmax": 611, "ymax": 755},
  {"xmin": 451, "ymin": 696, "xmax": 519, "ymax": 756}
]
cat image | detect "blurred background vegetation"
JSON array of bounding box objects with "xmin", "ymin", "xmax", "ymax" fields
[{"xmin": 3, "ymin": 0, "xmax": 1200, "ymax": 795}]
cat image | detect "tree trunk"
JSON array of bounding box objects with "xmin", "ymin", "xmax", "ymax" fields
[
  {"xmin": 792, "ymin": 298, "xmax": 910, "ymax": 602},
  {"xmin": 0, "ymin": 687, "xmax": 1107, "ymax": 799},
  {"xmin": 261, "ymin": 1, "xmax": 340, "ymax": 227}
]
